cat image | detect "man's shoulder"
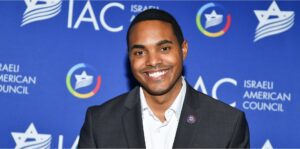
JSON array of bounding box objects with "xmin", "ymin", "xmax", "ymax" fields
[
  {"xmin": 89, "ymin": 92, "xmax": 128, "ymax": 111},
  {"xmin": 88, "ymin": 92, "xmax": 129, "ymax": 114},
  {"xmin": 86, "ymin": 87, "xmax": 139, "ymax": 118},
  {"xmin": 186, "ymin": 86, "xmax": 247, "ymax": 129}
]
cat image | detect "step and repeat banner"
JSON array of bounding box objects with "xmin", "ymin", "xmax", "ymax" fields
[{"xmin": 1, "ymin": 0, "xmax": 299, "ymax": 148}]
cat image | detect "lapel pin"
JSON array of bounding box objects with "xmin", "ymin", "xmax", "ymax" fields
[{"xmin": 187, "ymin": 114, "xmax": 196, "ymax": 124}]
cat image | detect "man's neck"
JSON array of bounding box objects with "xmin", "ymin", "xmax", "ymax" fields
[{"xmin": 143, "ymin": 77, "xmax": 183, "ymax": 122}]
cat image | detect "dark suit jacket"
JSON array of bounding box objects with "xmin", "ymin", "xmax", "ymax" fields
[{"xmin": 78, "ymin": 84, "xmax": 250, "ymax": 148}]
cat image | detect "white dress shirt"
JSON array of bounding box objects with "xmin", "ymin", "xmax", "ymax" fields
[{"xmin": 140, "ymin": 78, "xmax": 187, "ymax": 149}]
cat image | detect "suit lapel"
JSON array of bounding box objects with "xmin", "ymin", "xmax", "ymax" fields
[
  {"xmin": 121, "ymin": 84, "xmax": 204, "ymax": 148},
  {"xmin": 173, "ymin": 84, "xmax": 201, "ymax": 148},
  {"xmin": 122, "ymin": 87, "xmax": 146, "ymax": 148}
]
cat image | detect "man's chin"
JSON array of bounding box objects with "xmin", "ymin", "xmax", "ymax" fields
[{"xmin": 142, "ymin": 86, "xmax": 170, "ymax": 96}]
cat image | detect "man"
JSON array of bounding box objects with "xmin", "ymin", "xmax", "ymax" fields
[{"xmin": 78, "ymin": 9, "xmax": 250, "ymax": 148}]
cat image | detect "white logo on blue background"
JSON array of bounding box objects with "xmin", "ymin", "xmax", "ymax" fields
[
  {"xmin": 254, "ymin": 1, "xmax": 294, "ymax": 42},
  {"xmin": 21, "ymin": 0, "xmax": 62, "ymax": 26},
  {"xmin": 11, "ymin": 123, "xmax": 52, "ymax": 149},
  {"xmin": 204, "ymin": 10, "xmax": 223, "ymax": 29},
  {"xmin": 75, "ymin": 70, "xmax": 94, "ymax": 90}
]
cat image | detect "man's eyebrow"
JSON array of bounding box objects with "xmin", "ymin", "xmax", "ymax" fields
[
  {"xmin": 130, "ymin": 44, "xmax": 145, "ymax": 51},
  {"xmin": 157, "ymin": 40, "xmax": 173, "ymax": 46}
]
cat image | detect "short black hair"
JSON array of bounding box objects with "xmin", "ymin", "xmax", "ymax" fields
[{"xmin": 126, "ymin": 9, "xmax": 184, "ymax": 51}]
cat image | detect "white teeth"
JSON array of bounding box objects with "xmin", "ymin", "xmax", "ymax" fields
[{"xmin": 148, "ymin": 71, "xmax": 167, "ymax": 78}]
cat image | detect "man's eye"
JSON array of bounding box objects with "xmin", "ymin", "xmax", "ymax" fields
[
  {"xmin": 161, "ymin": 47, "xmax": 170, "ymax": 52},
  {"xmin": 134, "ymin": 50, "xmax": 145, "ymax": 56}
]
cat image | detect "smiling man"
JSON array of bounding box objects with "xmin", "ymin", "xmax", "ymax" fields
[{"xmin": 78, "ymin": 9, "xmax": 250, "ymax": 148}]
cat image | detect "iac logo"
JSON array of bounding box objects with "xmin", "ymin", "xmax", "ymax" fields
[
  {"xmin": 21, "ymin": 0, "xmax": 159, "ymax": 32},
  {"xmin": 67, "ymin": 1, "xmax": 159, "ymax": 32},
  {"xmin": 67, "ymin": 1, "xmax": 125, "ymax": 32},
  {"xmin": 21, "ymin": 0, "xmax": 62, "ymax": 26},
  {"xmin": 194, "ymin": 75, "xmax": 292, "ymax": 112},
  {"xmin": 66, "ymin": 63, "xmax": 102, "ymax": 99},
  {"xmin": 194, "ymin": 76, "xmax": 237, "ymax": 107},
  {"xmin": 254, "ymin": 1, "xmax": 295, "ymax": 42}
]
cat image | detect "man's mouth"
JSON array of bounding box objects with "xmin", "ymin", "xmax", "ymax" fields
[{"xmin": 145, "ymin": 70, "xmax": 168, "ymax": 79}]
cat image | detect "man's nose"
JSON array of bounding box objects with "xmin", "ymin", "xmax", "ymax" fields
[{"xmin": 145, "ymin": 50, "xmax": 162, "ymax": 67}]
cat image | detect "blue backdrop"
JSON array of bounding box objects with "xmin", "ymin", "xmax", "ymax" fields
[{"xmin": 1, "ymin": 0, "xmax": 299, "ymax": 148}]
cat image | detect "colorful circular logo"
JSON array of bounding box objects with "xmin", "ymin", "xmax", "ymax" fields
[
  {"xmin": 66, "ymin": 63, "xmax": 101, "ymax": 99},
  {"xmin": 196, "ymin": 3, "xmax": 231, "ymax": 37}
]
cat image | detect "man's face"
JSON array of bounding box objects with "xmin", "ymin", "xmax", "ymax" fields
[{"xmin": 128, "ymin": 20, "xmax": 187, "ymax": 96}]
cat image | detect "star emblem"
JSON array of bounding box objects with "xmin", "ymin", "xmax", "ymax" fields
[
  {"xmin": 21, "ymin": 0, "xmax": 62, "ymax": 26},
  {"xmin": 204, "ymin": 10, "xmax": 223, "ymax": 28},
  {"xmin": 11, "ymin": 123, "xmax": 51, "ymax": 149},
  {"xmin": 24, "ymin": 0, "xmax": 61, "ymax": 12},
  {"xmin": 254, "ymin": 1, "xmax": 294, "ymax": 42},
  {"xmin": 75, "ymin": 71, "xmax": 94, "ymax": 90},
  {"xmin": 254, "ymin": 1, "xmax": 294, "ymax": 29}
]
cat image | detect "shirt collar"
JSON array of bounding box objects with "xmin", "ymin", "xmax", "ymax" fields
[{"xmin": 140, "ymin": 77, "xmax": 187, "ymax": 121}]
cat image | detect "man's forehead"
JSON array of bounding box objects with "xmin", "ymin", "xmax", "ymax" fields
[
  {"xmin": 130, "ymin": 20, "xmax": 172, "ymax": 32},
  {"xmin": 128, "ymin": 20, "xmax": 179, "ymax": 48},
  {"xmin": 129, "ymin": 20, "xmax": 174, "ymax": 41}
]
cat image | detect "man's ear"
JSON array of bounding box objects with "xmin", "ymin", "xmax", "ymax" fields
[{"xmin": 181, "ymin": 40, "xmax": 188, "ymax": 60}]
